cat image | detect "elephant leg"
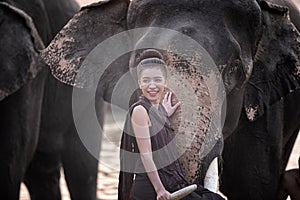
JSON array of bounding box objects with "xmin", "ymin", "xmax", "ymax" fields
[
  {"xmin": 24, "ymin": 73, "xmax": 76, "ymax": 200},
  {"xmin": 281, "ymin": 91, "xmax": 300, "ymax": 171},
  {"xmin": 0, "ymin": 72, "xmax": 45, "ymax": 199},
  {"xmin": 24, "ymin": 151, "xmax": 62, "ymax": 200},
  {"xmin": 222, "ymin": 127, "xmax": 279, "ymax": 200},
  {"xmin": 221, "ymin": 101, "xmax": 284, "ymax": 200},
  {"xmin": 0, "ymin": 160, "xmax": 21, "ymax": 200},
  {"xmin": 62, "ymin": 125, "xmax": 100, "ymax": 200},
  {"xmin": 62, "ymin": 98, "xmax": 104, "ymax": 200},
  {"xmin": 281, "ymin": 128, "xmax": 299, "ymax": 171}
]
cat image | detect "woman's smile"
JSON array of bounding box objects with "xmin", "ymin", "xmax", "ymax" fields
[{"xmin": 148, "ymin": 90, "xmax": 159, "ymax": 97}]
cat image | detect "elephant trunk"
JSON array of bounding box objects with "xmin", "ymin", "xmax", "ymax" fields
[{"xmin": 165, "ymin": 52, "xmax": 223, "ymax": 185}]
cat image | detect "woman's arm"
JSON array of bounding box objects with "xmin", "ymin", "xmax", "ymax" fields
[{"xmin": 131, "ymin": 105, "xmax": 171, "ymax": 200}]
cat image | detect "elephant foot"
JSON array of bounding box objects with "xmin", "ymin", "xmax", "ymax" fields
[
  {"xmin": 24, "ymin": 151, "xmax": 62, "ymax": 200},
  {"xmin": 0, "ymin": 168, "xmax": 21, "ymax": 200},
  {"xmin": 62, "ymin": 149, "xmax": 99, "ymax": 200}
]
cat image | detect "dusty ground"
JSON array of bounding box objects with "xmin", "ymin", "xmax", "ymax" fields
[
  {"xmin": 19, "ymin": 0, "xmax": 300, "ymax": 199},
  {"xmin": 76, "ymin": 0, "xmax": 99, "ymax": 7}
]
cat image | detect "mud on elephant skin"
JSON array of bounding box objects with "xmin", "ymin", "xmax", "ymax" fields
[
  {"xmin": 41, "ymin": 0, "xmax": 300, "ymax": 199},
  {"xmin": 0, "ymin": 0, "xmax": 90, "ymax": 199}
]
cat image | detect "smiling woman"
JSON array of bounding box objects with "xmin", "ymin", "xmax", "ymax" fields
[{"xmin": 118, "ymin": 49, "xmax": 225, "ymax": 200}]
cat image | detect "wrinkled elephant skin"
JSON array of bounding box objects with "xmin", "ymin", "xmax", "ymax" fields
[{"xmin": 41, "ymin": 0, "xmax": 300, "ymax": 199}]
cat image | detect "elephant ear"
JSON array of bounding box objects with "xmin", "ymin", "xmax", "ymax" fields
[
  {"xmin": 244, "ymin": 0, "xmax": 300, "ymax": 121},
  {"xmin": 0, "ymin": 2, "xmax": 44, "ymax": 101},
  {"xmin": 41, "ymin": 0, "xmax": 130, "ymax": 88}
]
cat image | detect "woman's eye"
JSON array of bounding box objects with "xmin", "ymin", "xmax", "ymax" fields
[
  {"xmin": 142, "ymin": 79, "xmax": 150, "ymax": 83},
  {"xmin": 155, "ymin": 79, "xmax": 162, "ymax": 83}
]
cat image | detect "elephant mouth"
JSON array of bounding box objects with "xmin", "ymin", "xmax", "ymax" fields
[{"xmin": 164, "ymin": 51, "xmax": 217, "ymax": 183}]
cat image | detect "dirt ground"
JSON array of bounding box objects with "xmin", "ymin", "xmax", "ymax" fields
[
  {"xmin": 76, "ymin": 0, "xmax": 99, "ymax": 7},
  {"xmin": 19, "ymin": 0, "xmax": 300, "ymax": 199}
]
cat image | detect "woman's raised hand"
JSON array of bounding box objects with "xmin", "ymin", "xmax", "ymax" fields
[{"xmin": 162, "ymin": 92, "xmax": 180, "ymax": 117}]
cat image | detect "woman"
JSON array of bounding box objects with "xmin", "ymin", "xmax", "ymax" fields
[{"xmin": 118, "ymin": 49, "xmax": 224, "ymax": 200}]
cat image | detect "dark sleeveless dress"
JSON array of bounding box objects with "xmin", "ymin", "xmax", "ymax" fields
[{"xmin": 118, "ymin": 95, "xmax": 224, "ymax": 200}]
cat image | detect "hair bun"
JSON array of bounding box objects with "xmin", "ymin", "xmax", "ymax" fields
[
  {"xmin": 135, "ymin": 49, "xmax": 168, "ymax": 79},
  {"xmin": 138, "ymin": 49, "xmax": 164, "ymax": 62}
]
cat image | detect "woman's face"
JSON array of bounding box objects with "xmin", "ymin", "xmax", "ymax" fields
[{"xmin": 138, "ymin": 67, "xmax": 166, "ymax": 105}]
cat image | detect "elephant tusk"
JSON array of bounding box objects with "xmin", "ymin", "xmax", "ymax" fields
[{"xmin": 170, "ymin": 184, "xmax": 197, "ymax": 200}]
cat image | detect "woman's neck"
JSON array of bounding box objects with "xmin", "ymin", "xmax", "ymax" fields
[
  {"xmin": 151, "ymin": 103, "xmax": 159, "ymax": 109},
  {"xmin": 140, "ymin": 95, "xmax": 160, "ymax": 108}
]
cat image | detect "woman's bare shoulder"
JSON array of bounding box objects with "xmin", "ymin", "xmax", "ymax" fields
[
  {"xmin": 132, "ymin": 105, "xmax": 149, "ymax": 125},
  {"xmin": 132, "ymin": 105, "xmax": 148, "ymax": 116}
]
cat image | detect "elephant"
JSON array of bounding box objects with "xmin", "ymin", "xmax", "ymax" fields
[
  {"xmin": 220, "ymin": 1, "xmax": 300, "ymax": 199},
  {"xmin": 41, "ymin": 0, "xmax": 300, "ymax": 199},
  {"xmin": 0, "ymin": 0, "xmax": 88, "ymax": 199}
]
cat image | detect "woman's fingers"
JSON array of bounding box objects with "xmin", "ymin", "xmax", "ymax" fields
[
  {"xmin": 163, "ymin": 92, "xmax": 169, "ymax": 102},
  {"xmin": 172, "ymin": 101, "xmax": 181, "ymax": 110},
  {"xmin": 163, "ymin": 92, "xmax": 170, "ymax": 104},
  {"xmin": 162, "ymin": 92, "xmax": 180, "ymax": 117},
  {"xmin": 157, "ymin": 191, "xmax": 171, "ymax": 200},
  {"xmin": 167, "ymin": 92, "xmax": 172, "ymax": 103}
]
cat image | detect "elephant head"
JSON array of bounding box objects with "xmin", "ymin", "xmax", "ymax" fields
[
  {"xmin": 0, "ymin": 2, "xmax": 44, "ymax": 101},
  {"xmin": 0, "ymin": 0, "xmax": 80, "ymax": 101},
  {"xmin": 41, "ymin": 0, "xmax": 300, "ymax": 192}
]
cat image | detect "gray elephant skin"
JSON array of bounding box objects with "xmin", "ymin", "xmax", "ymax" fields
[
  {"xmin": 0, "ymin": 0, "xmax": 105, "ymax": 200},
  {"xmin": 42, "ymin": 0, "xmax": 300, "ymax": 200}
]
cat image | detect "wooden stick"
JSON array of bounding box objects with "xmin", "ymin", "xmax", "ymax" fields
[{"xmin": 170, "ymin": 184, "xmax": 197, "ymax": 200}]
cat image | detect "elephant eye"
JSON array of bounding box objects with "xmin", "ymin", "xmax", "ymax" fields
[
  {"xmin": 180, "ymin": 27, "xmax": 196, "ymax": 36},
  {"xmin": 229, "ymin": 59, "xmax": 241, "ymax": 74}
]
